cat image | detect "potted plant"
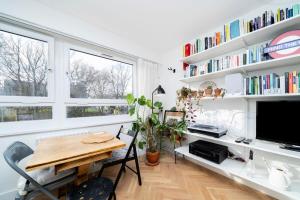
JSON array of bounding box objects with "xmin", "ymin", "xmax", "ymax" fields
[
  {"xmin": 198, "ymin": 89, "xmax": 204, "ymax": 98},
  {"xmin": 168, "ymin": 120, "xmax": 187, "ymax": 146},
  {"xmin": 191, "ymin": 90, "xmax": 197, "ymax": 98},
  {"xmin": 204, "ymin": 85, "xmax": 213, "ymax": 96},
  {"xmin": 180, "ymin": 87, "xmax": 191, "ymax": 99},
  {"xmin": 214, "ymin": 88, "xmax": 226, "ymax": 98},
  {"xmin": 126, "ymin": 94, "xmax": 165, "ymax": 166},
  {"xmin": 214, "ymin": 88, "xmax": 222, "ymax": 96}
]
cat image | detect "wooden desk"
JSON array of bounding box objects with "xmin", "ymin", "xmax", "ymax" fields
[{"xmin": 26, "ymin": 132, "xmax": 126, "ymax": 185}]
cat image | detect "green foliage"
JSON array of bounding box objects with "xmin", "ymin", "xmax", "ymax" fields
[{"xmin": 126, "ymin": 93, "xmax": 187, "ymax": 152}]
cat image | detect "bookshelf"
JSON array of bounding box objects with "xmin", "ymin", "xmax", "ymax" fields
[
  {"xmin": 181, "ymin": 15, "xmax": 300, "ymax": 64},
  {"xmin": 175, "ymin": 146, "xmax": 300, "ymax": 200},
  {"xmin": 177, "ymin": 6, "xmax": 300, "ymax": 200},
  {"xmin": 189, "ymin": 93, "xmax": 300, "ymax": 101},
  {"xmin": 180, "ymin": 54, "xmax": 300, "ymax": 83}
]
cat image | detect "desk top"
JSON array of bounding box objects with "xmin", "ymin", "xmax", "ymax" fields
[{"xmin": 26, "ymin": 132, "xmax": 126, "ymax": 171}]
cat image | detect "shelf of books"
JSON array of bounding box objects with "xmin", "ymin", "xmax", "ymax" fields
[
  {"xmin": 190, "ymin": 93, "xmax": 300, "ymax": 102},
  {"xmin": 180, "ymin": 54, "xmax": 300, "ymax": 83},
  {"xmin": 175, "ymin": 146, "xmax": 300, "ymax": 200},
  {"xmin": 181, "ymin": 12, "xmax": 300, "ymax": 64}
]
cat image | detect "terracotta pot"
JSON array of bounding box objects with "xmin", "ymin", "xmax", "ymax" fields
[
  {"xmin": 191, "ymin": 91, "xmax": 197, "ymax": 97},
  {"xmin": 204, "ymin": 88, "xmax": 213, "ymax": 96},
  {"xmin": 214, "ymin": 88, "xmax": 222, "ymax": 96},
  {"xmin": 198, "ymin": 90, "xmax": 204, "ymax": 97},
  {"xmin": 146, "ymin": 151, "xmax": 160, "ymax": 165}
]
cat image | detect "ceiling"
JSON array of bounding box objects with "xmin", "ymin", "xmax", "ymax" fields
[{"xmin": 35, "ymin": 0, "xmax": 271, "ymax": 54}]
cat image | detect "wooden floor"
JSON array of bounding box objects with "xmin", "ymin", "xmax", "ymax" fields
[
  {"xmin": 38, "ymin": 152, "xmax": 275, "ymax": 200},
  {"xmin": 102, "ymin": 152, "xmax": 275, "ymax": 200}
]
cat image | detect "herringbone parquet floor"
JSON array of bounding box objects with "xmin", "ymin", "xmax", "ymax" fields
[{"xmin": 103, "ymin": 152, "xmax": 275, "ymax": 200}]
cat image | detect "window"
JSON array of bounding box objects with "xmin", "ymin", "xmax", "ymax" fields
[
  {"xmin": 0, "ymin": 22, "xmax": 135, "ymax": 134},
  {"xmin": 0, "ymin": 30, "xmax": 49, "ymax": 97},
  {"xmin": 0, "ymin": 106, "xmax": 52, "ymax": 122},
  {"xmin": 0, "ymin": 22, "xmax": 54, "ymax": 128},
  {"xmin": 0, "ymin": 24, "xmax": 54, "ymax": 101},
  {"xmin": 69, "ymin": 49, "xmax": 133, "ymax": 100},
  {"xmin": 67, "ymin": 105, "xmax": 128, "ymax": 118}
]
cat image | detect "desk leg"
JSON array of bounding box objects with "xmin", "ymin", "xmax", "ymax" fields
[{"xmin": 75, "ymin": 164, "xmax": 90, "ymax": 185}]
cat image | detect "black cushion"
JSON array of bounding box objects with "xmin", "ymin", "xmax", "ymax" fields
[{"xmin": 67, "ymin": 177, "xmax": 113, "ymax": 200}]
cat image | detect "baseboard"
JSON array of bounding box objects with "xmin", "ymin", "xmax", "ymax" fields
[{"xmin": 0, "ymin": 189, "xmax": 17, "ymax": 200}]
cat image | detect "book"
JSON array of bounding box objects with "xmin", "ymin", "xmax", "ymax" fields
[
  {"xmin": 289, "ymin": 72, "xmax": 293, "ymax": 93},
  {"xmin": 293, "ymin": 71, "xmax": 297, "ymax": 93},
  {"xmin": 185, "ymin": 43, "xmax": 191, "ymax": 57},
  {"xmin": 230, "ymin": 20, "xmax": 240, "ymax": 39}
]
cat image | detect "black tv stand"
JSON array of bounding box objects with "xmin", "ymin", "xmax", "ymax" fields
[{"xmin": 279, "ymin": 144, "xmax": 300, "ymax": 152}]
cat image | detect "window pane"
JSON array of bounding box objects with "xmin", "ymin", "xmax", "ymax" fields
[
  {"xmin": 70, "ymin": 50, "xmax": 133, "ymax": 99},
  {"xmin": 0, "ymin": 106, "xmax": 52, "ymax": 122},
  {"xmin": 67, "ymin": 106, "xmax": 128, "ymax": 118},
  {"xmin": 0, "ymin": 30, "xmax": 49, "ymax": 97}
]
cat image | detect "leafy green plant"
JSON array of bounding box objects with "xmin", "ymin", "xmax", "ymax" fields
[
  {"xmin": 168, "ymin": 120, "xmax": 187, "ymax": 144},
  {"xmin": 126, "ymin": 93, "xmax": 165, "ymax": 153}
]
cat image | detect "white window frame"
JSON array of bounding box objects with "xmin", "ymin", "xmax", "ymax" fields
[
  {"xmin": 0, "ymin": 22, "xmax": 55, "ymax": 103},
  {"xmin": 63, "ymin": 43, "xmax": 137, "ymax": 106}
]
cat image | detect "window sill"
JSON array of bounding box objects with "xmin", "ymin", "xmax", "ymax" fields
[{"xmin": 0, "ymin": 116, "xmax": 134, "ymax": 137}]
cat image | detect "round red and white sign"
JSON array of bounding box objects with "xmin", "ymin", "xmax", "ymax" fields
[{"xmin": 265, "ymin": 30, "xmax": 300, "ymax": 59}]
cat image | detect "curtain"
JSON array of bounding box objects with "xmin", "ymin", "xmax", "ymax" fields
[{"xmin": 137, "ymin": 58, "xmax": 159, "ymax": 98}]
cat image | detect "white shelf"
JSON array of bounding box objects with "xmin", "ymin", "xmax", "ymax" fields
[
  {"xmin": 180, "ymin": 54, "xmax": 300, "ymax": 83},
  {"xmin": 175, "ymin": 145, "xmax": 300, "ymax": 200},
  {"xmin": 189, "ymin": 93, "xmax": 300, "ymax": 101},
  {"xmin": 184, "ymin": 131, "xmax": 300, "ymax": 160},
  {"xmin": 181, "ymin": 15, "xmax": 300, "ymax": 64}
]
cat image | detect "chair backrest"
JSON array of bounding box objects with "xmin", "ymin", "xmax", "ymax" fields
[
  {"xmin": 112, "ymin": 129, "xmax": 139, "ymax": 192},
  {"xmin": 116, "ymin": 125, "xmax": 124, "ymax": 139},
  {"xmin": 3, "ymin": 142, "xmax": 58, "ymax": 200},
  {"xmin": 4, "ymin": 141, "xmax": 33, "ymax": 174}
]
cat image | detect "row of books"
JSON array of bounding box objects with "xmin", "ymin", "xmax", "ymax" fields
[
  {"xmin": 183, "ymin": 43, "xmax": 272, "ymax": 78},
  {"xmin": 244, "ymin": 71, "xmax": 300, "ymax": 95},
  {"xmin": 182, "ymin": 3, "xmax": 300, "ymax": 58}
]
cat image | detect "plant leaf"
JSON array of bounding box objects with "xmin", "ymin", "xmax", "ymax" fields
[
  {"xmin": 126, "ymin": 93, "xmax": 135, "ymax": 105},
  {"xmin": 128, "ymin": 106, "xmax": 135, "ymax": 116},
  {"xmin": 138, "ymin": 95, "xmax": 147, "ymax": 105}
]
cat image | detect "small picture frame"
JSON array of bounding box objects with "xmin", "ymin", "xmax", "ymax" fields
[{"xmin": 163, "ymin": 110, "xmax": 185, "ymax": 127}]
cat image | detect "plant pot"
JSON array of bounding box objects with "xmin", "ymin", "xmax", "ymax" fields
[
  {"xmin": 198, "ymin": 90, "xmax": 204, "ymax": 97},
  {"xmin": 214, "ymin": 88, "xmax": 222, "ymax": 96},
  {"xmin": 204, "ymin": 88, "xmax": 213, "ymax": 96},
  {"xmin": 191, "ymin": 90, "xmax": 197, "ymax": 98},
  {"xmin": 146, "ymin": 150, "xmax": 160, "ymax": 166}
]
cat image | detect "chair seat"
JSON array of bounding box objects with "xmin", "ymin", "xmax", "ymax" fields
[
  {"xmin": 17, "ymin": 167, "xmax": 75, "ymax": 195},
  {"xmin": 67, "ymin": 177, "xmax": 113, "ymax": 200},
  {"xmin": 102, "ymin": 147, "xmax": 134, "ymax": 164}
]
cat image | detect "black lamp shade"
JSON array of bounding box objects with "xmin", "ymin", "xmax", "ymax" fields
[{"xmin": 156, "ymin": 85, "xmax": 165, "ymax": 94}]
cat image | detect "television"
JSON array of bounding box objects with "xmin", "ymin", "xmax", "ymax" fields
[{"xmin": 256, "ymin": 101, "xmax": 300, "ymax": 150}]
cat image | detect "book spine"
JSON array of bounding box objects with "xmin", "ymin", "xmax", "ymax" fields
[
  {"xmin": 293, "ymin": 71, "xmax": 297, "ymax": 93},
  {"xmin": 285, "ymin": 72, "xmax": 289, "ymax": 93},
  {"xmin": 298, "ymin": 72, "xmax": 300, "ymax": 93},
  {"xmin": 289, "ymin": 72, "xmax": 293, "ymax": 93}
]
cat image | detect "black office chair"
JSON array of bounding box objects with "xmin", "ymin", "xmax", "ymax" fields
[
  {"xmin": 97, "ymin": 126, "xmax": 142, "ymax": 186},
  {"xmin": 69, "ymin": 128, "xmax": 140, "ymax": 200},
  {"xmin": 3, "ymin": 141, "xmax": 76, "ymax": 200}
]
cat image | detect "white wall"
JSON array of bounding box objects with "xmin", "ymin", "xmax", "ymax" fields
[
  {"xmin": 158, "ymin": 0, "xmax": 300, "ymax": 192},
  {"xmin": 0, "ymin": 0, "xmax": 161, "ymax": 63}
]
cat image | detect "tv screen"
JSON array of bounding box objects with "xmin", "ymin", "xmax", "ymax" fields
[{"xmin": 256, "ymin": 101, "xmax": 300, "ymax": 146}]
